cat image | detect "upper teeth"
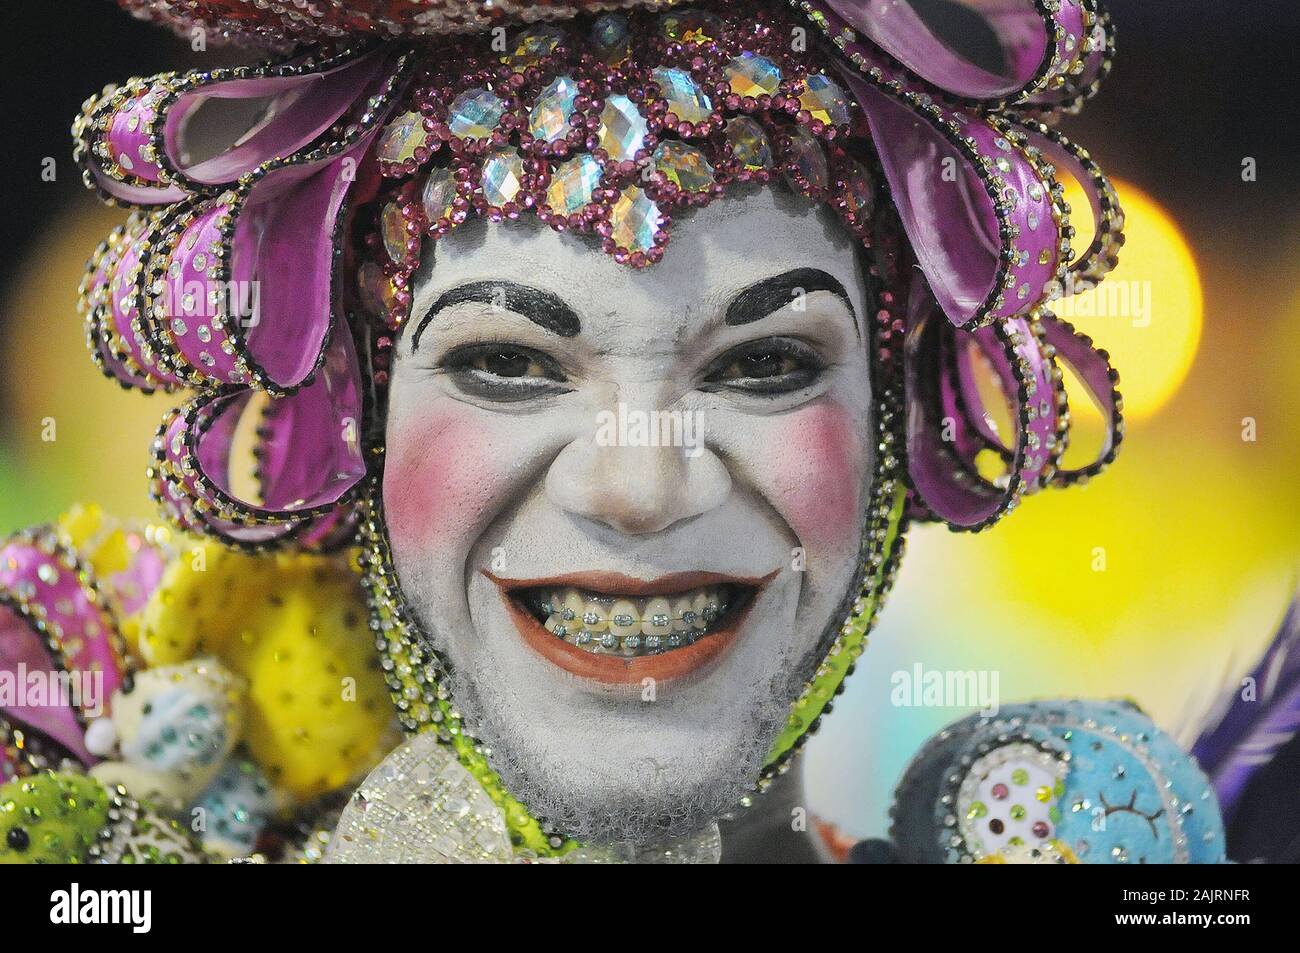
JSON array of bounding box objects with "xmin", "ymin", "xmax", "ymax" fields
[{"xmin": 532, "ymin": 585, "xmax": 734, "ymax": 657}]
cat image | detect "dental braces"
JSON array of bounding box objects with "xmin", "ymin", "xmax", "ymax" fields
[{"xmin": 543, "ymin": 600, "xmax": 732, "ymax": 652}]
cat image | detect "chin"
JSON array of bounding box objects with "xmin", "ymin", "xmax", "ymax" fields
[
  {"xmin": 445, "ymin": 649, "xmax": 801, "ymax": 847},
  {"xmin": 407, "ymin": 564, "xmax": 822, "ymax": 847}
]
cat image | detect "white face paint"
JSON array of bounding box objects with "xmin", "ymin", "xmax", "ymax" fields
[{"xmin": 383, "ymin": 187, "xmax": 875, "ymax": 845}]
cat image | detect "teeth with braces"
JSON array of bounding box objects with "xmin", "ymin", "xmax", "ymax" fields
[{"xmin": 527, "ymin": 584, "xmax": 738, "ymax": 657}]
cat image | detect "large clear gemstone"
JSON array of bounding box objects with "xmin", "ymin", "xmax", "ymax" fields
[
  {"xmin": 529, "ymin": 76, "xmax": 579, "ymax": 143},
  {"xmin": 376, "ymin": 110, "xmax": 430, "ymax": 163},
  {"xmin": 357, "ymin": 262, "xmax": 395, "ymax": 315},
  {"xmin": 725, "ymin": 116, "xmax": 772, "ymax": 171},
  {"xmin": 654, "ymin": 141, "xmax": 714, "ymax": 192},
  {"xmin": 481, "ymin": 149, "xmax": 525, "ymax": 207},
  {"xmin": 725, "ymin": 53, "xmax": 781, "ymax": 98},
  {"xmin": 785, "ymin": 126, "xmax": 828, "ymax": 189},
  {"xmin": 798, "ymin": 74, "xmax": 851, "ymax": 126},
  {"xmin": 598, "ymin": 94, "xmax": 648, "ymax": 162},
  {"xmin": 447, "ymin": 88, "xmax": 505, "ymax": 139},
  {"xmin": 652, "ymin": 68, "xmax": 713, "ymax": 124},
  {"xmin": 422, "ymin": 167, "xmax": 457, "ymax": 224},
  {"xmin": 609, "ymin": 186, "xmax": 661, "ymax": 253},
  {"xmin": 381, "ymin": 202, "xmax": 408, "ymax": 264},
  {"xmin": 546, "ymin": 154, "xmax": 601, "ymax": 213}
]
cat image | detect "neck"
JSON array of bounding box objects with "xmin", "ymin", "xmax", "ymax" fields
[{"xmin": 717, "ymin": 759, "xmax": 822, "ymax": 863}]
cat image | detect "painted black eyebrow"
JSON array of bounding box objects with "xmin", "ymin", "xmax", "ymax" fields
[
  {"xmin": 410, "ymin": 280, "xmax": 581, "ymax": 352},
  {"xmin": 724, "ymin": 268, "xmax": 857, "ymax": 334}
]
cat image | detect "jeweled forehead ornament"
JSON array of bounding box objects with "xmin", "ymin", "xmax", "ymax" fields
[{"xmin": 74, "ymin": 0, "xmax": 1124, "ymax": 854}]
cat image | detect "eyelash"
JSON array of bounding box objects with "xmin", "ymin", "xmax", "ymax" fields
[
  {"xmin": 701, "ymin": 337, "xmax": 827, "ymax": 395},
  {"xmin": 438, "ymin": 341, "xmax": 571, "ymax": 402},
  {"xmin": 437, "ymin": 336, "xmax": 827, "ymax": 402}
]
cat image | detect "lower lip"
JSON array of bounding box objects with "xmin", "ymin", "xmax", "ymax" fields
[{"xmin": 499, "ymin": 592, "xmax": 754, "ymax": 687}]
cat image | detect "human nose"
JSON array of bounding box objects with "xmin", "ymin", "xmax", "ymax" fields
[{"xmin": 544, "ymin": 393, "xmax": 730, "ymax": 535}]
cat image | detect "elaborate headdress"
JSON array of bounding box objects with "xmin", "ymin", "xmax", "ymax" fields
[{"xmin": 57, "ymin": 0, "xmax": 1125, "ymax": 856}]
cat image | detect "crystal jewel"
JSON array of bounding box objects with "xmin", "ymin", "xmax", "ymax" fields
[
  {"xmin": 785, "ymin": 126, "xmax": 828, "ymax": 189},
  {"xmin": 598, "ymin": 94, "xmax": 648, "ymax": 162},
  {"xmin": 546, "ymin": 154, "xmax": 601, "ymax": 213},
  {"xmin": 381, "ymin": 202, "xmax": 408, "ymax": 264},
  {"xmin": 659, "ymin": 9, "xmax": 724, "ymax": 44},
  {"xmin": 725, "ymin": 116, "xmax": 772, "ymax": 171},
  {"xmin": 609, "ymin": 186, "xmax": 661, "ymax": 253},
  {"xmin": 422, "ymin": 167, "xmax": 457, "ymax": 224},
  {"xmin": 324, "ymin": 732, "xmax": 514, "ymax": 863},
  {"xmin": 447, "ymin": 88, "xmax": 505, "ymax": 139},
  {"xmin": 529, "ymin": 76, "xmax": 579, "ymax": 143},
  {"xmin": 798, "ymin": 74, "xmax": 851, "ymax": 126},
  {"xmin": 652, "ymin": 67, "xmax": 712, "ymax": 124},
  {"xmin": 654, "ymin": 141, "xmax": 714, "ymax": 192},
  {"xmin": 505, "ymin": 25, "xmax": 565, "ymax": 70},
  {"xmin": 357, "ymin": 262, "xmax": 395, "ymax": 315},
  {"xmin": 481, "ymin": 149, "xmax": 525, "ymax": 207},
  {"xmin": 590, "ymin": 13, "xmax": 630, "ymax": 63},
  {"xmin": 725, "ymin": 52, "xmax": 781, "ymax": 98},
  {"xmin": 376, "ymin": 110, "xmax": 429, "ymax": 164},
  {"xmin": 844, "ymin": 160, "xmax": 876, "ymax": 221}
]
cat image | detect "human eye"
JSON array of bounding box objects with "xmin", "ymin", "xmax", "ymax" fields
[
  {"xmin": 438, "ymin": 342, "xmax": 570, "ymax": 401},
  {"xmin": 701, "ymin": 337, "xmax": 827, "ymax": 396}
]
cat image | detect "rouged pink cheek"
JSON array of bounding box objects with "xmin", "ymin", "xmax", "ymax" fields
[
  {"xmin": 768, "ymin": 401, "xmax": 865, "ymax": 547},
  {"xmin": 383, "ymin": 409, "xmax": 502, "ymax": 550}
]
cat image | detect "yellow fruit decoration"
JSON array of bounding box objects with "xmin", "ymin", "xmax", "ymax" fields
[{"xmin": 134, "ymin": 541, "xmax": 394, "ymax": 804}]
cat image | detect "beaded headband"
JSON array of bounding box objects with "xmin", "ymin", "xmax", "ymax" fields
[{"xmin": 74, "ymin": 0, "xmax": 1123, "ymax": 553}]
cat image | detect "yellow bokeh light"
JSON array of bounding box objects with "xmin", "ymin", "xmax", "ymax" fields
[{"xmin": 1056, "ymin": 179, "xmax": 1203, "ymax": 420}]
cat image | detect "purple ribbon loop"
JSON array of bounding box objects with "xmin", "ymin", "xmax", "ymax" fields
[
  {"xmin": 844, "ymin": 66, "xmax": 1065, "ymax": 330},
  {"xmin": 76, "ymin": 49, "xmax": 389, "ymax": 209},
  {"xmin": 162, "ymin": 51, "xmax": 388, "ymax": 188},
  {"xmin": 0, "ymin": 534, "xmax": 130, "ymax": 765},
  {"xmin": 809, "ymin": 0, "xmax": 1109, "ymax": 108},
  {"xmin": 153, "ymin": 326, "xmax": 367, "ymax": 547},
  {"xmin": 904, "ymin": 275, "xmax": 1062, "ymax": 530},
  {"xmin": 822, "ymin": 0, "xmax": 1052, "ymax": 101},
  {"xmin": 1018, "ymin": 120, "xmax": 1125, "ymax": 292},
  {"xmin": 1037, "ymin": 312, "xmax": 1122, "ymax": 485}
]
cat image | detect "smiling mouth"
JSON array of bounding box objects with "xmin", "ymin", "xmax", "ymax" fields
[
  {"xmin": 484, "ymin": 570, "xmax": 774, "ymax": 686},
  {"xmin": 520, "ymin": 583, "xmax": 746, "ymax": 658}
]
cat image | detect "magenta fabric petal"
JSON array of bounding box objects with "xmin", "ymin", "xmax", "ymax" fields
[
  {"xmin": 0, "ymin": 534, "xmax": 130, "ymax": 765},
  {"xmin": 823, "ymin": 0, "xmax": 1051, "ymax": 100},
  {"xmin": 162, "ymin": 51, "xmax": 388, "ymax": 187},
  {"xmin": 903, "ymin": 276, "xmax": 1061, "ymax": 529},
  {"xmin": 0, "ymin": 604, "xmax": 94, "ymax": 765},
  {"xmin": 167, "ymin": 324, "xmax": 367, "ymax": 523},
  {"xmin": 231, "ymin": 145, "xmax": 371, "ymax": 390},
  {"xmin": 853, "ymin": 79, "xmax": 997, "ymax": 327},
  {"xmin": 843, "ymin": 65, "xmax": 1065, "ymax": 329},
  {"xmin": 1039, "ymin": 312, "xmax": 1123, "ymax": 485}
]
